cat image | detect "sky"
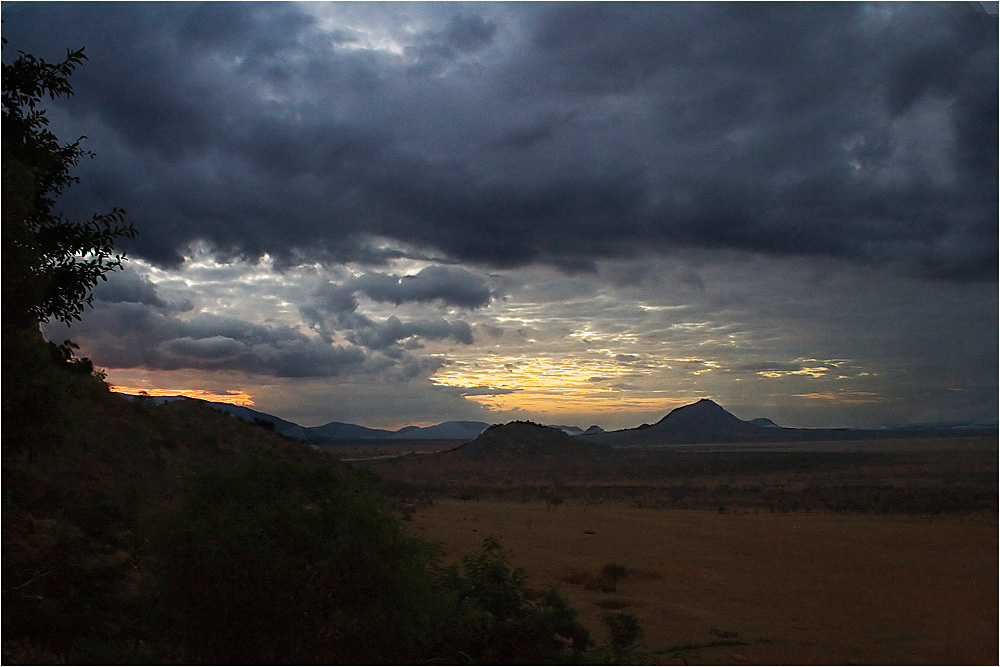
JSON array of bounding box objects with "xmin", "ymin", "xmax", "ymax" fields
[{"xmin": 5, "ymin": 2, "xmax": 997, "ymax": 430}]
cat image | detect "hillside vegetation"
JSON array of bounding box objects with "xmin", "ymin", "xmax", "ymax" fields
[
  {"xmin": 366, "ymin": 419, "xmax": 997, "ymax": 514},
  {"xmin": 2, "ymin": 329, "xmax": 641, "ymax": 664}
]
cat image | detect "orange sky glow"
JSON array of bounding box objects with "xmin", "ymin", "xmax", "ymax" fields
[{"xmin": 110, "ymin": 386, "xmax": 255, "ymax": 406}]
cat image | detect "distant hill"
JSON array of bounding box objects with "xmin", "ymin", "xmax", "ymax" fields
[
  {"xmin": 128, "ymin": 396, "xmax": 492, "ymax": 444},
  {"xmin": 388, "ymin": 421, "xmax": 490, "ymax": 441},
  {"xmin": 581, "ymin": 398, "xmax": 998, "ymax": 446},
  {"xmin": 550, "ymin": 424, "xmax": 584, "ymax": 435},
  {"xmin": 551, "ymin": 424, "xmax": 606, "ymax": 436},
  {"xmin": 134, "ymin": 396, "xmax": 995, "ymax": 448},
  {"xmin": 582, "ymin": 399, "xmax": 768, "ymax": 446},
  {"xmin": 454, "ymin": 421, "xmax": 605, "ymax": 460},
  {"xmin": 303, "ymin": 421, "xmax": 396, "ymax": 443}
]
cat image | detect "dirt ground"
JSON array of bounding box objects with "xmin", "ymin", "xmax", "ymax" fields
[{"xmin": 412, "ymin": 500, "xmax": 998, "ymax": 665}]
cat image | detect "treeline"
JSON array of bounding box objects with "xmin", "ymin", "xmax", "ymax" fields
[{"xmin": 381, "ymin": 478, "xmax": 998, "ymax": 516}]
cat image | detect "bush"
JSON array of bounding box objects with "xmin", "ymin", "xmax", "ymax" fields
[
  {"xmin": 433, "ymin": 537, "xmax": 593, "ymax": 664},
  {"xmin": 153, "ymin": 458, "xmax": 439, "ymax": 664},
  {"xmin": 600, "ymin": 612, "xmax": 646, "ymax": 664},
  {"xmin": 585, "ymin": 562, "xmax": 629, "ymax": 593},
  {"xmin": 153, "ymin": 462, "xmax": 601, "ymax": 664}
]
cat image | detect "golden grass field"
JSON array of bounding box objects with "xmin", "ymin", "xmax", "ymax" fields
[{"xmin": 412, "ymin": 499, "xmax": 997, "ymax": 665}]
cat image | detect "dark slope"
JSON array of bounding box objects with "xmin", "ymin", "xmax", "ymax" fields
[{"xmin": 174, "ymin": 398, "xmax": 312, "ymax": 440}]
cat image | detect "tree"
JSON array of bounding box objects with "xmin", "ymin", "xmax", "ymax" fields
[
  {"xmin": 155, "ymin": 458, "xmax": 442, "ymax": 664},
  {"xmin": 434, "ymin": 536, "xmax": 593, "ymax": 664},
  {"xmin": 2, "ymin": 39, "xmax": 135, "ymax": 329}
]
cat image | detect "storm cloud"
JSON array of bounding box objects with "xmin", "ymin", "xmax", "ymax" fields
[
  {"xmin": 48, "ymin": 301, "xmax": 368, "ymax": 377},
  {"xmin": 4, "ymin": 2, "xmax": 995, "ymax": 279},
  {"xmin": 9, "ymin": 3, "xmax": 997, "ymax": 429},
  {"xmin": 350, "ymin": 266, "xmax": 493, "ymax": 309},
  {"xmin": 55, "ymin": 264, "xmax": 479, "ymax": 379}
]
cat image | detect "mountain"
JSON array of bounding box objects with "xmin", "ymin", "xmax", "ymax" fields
[
  {"xmin": 454, "ymin": 421, "xmax": 605, "ymax": 460},
  {"xmin": 550, "ymin": 424, "xmax": 584, "ymax": 436},
  {"xmin": 580, "ymin": 399, "xmax": 999, "ymax": 446},
  {"xmin": 125, "ymin": 395, "xmax": 490, "ymax": 444},
  {"xmin": 582, "ymin": 399, "xmax": 766, "ymax": 446},
  {"xmin": 655, "ymin": 398, "xmax": 754, "ymax": 432},
  {"xmin": 136, "ymin": 395, "xmax": 994, "ymax": 449},
  {"xmin": 551, "ymin": 424, "xmax": 607, "ymax": 436},
  {"xmin": 303, "ymin": 421, "xmax": 396, "ymax": 443},
  {"xmin": 388, "ymin": 421, "xmax": 490, "ymax": 440}
]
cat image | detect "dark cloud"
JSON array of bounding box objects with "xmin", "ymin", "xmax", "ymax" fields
[
  {"xmin": 3, "ymin": 2, "xmax": 995, "ymax": 279},
  {"xmin": 299, "ymin": 264, "xmax": 487, "ymax": 355},
  {"xmin": 405, "ymin": 11, "xmax": 499, "ymax": 73},
  {"xmin": 347, "ymin": 315, "xmax": 475, "ymax": 351},
  {"xmin": 50, "ymin": 301, "xmax": 368, "ymax": 377},
  {"xmin": 52, "ymin": 264, "xmax": 478, "ymax": 378},
  {"xmin": 351, "ymin": 265, "xmax": 492, "ymax": 308},
  {"xmin": 92, "ymin": 266, "xmax": 188, "ymax": 311}
]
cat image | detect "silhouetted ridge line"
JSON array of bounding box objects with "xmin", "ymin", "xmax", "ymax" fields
[
  {"xmin": 454, "ymin": 421, "xmax": 604, "ymax": 460},
  {"xmin": 581, "ymin": 399, "xmax": 768, "ymax": 446}
]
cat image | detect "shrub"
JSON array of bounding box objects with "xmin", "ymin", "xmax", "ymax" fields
[
  {"xmin": 434, "ymin": 537, "xmax": 593, "ymax": 664},
  {"xmin": 599, "ymin": 612, "xmax": 646, "ymax": 664},
  {"xmin": 153, "ymin": 458, "xmax": 439, "ymax": 664},
  {"xmin": 586, "ymin": 562, "xmax": 629, "ymax": 593}
]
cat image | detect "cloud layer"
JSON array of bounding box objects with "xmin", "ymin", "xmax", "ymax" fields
[
  {"xmin": 6, "ymin": 2, "xmax": 996, "ymax": 279},
  {"xmin": 10, "ymin": 3, "xmax": 996, "ymax": 429}
]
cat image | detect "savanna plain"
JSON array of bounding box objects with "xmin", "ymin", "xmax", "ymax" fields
[{"xmin": 362, "ymin": 435, "xmax": 998, "ymax": 665}]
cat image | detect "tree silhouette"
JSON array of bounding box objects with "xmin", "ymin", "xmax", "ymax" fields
[{"xmin": 2, "ymin": 39, "xmax": 135, "ymax": 329}]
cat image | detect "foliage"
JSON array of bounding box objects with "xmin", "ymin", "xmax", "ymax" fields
[
  {"xmin": 1, "ymin": 326, "xmax": 110, "ymax": 455},
  {"xmin": 595, "ymin": 612, "xmax": 647, "ymax": 665},
  {"xmin": 154, "ymin": 458, "xmax": 440, "ymax": 664},
  {"xmin": 586, "ymin": 562, "xmax": 629, "ymax": 593},
  {"xmin": 433, "ymin": 536, "xmax": 593, "ymax": 665},
  {"xmin": 153, "ymin": 465, "xmax": 602, "ymax": 664},
  {"xmin": 47, "ymin": 338, "xmax": 105, "ymax": 379},
  {"xmin": 2, "ymin": 39, "xmax": 135, "ymax": 328},
  {"xmin": 2, "ymin": 328, "xmax": 644, "ymax": 664}
]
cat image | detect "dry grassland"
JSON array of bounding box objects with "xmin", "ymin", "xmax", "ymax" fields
[{"xmin": 412, "ymin": 500, "xmax": 998, "ymax": 665}]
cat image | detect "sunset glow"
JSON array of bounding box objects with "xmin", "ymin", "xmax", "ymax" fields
[
  {"xmin": 430, "ymin": 354, "xmax": 701, "ymax": 416},
  {"xmin": 110, "ymin": 386, "xmax": 255, "ymax": 407}
]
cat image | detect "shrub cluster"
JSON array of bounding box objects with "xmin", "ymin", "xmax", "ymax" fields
[{"xmin": 152, "ymin": 460, "xmax": 602, "ymax": 664}]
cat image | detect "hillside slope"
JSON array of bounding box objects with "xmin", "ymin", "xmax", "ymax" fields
[
  {"xmin": 2, "ymin": 329, "xmax": 613, "ymax": 665},
  {"xmin": 2, "ymin": 329, "xmax": 344, "ymax": 662}
]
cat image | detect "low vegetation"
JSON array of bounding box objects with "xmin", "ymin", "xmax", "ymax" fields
[
  {"xmin": 2, "ymin": 330, "xmax": 647, "ymax": 664},
  {"xmin": 367, "ymin": 439, "xmax": 998, "ymax": 516},
  {"xmin": 1, "ymin": 40, "xmax": 649, "ymax": 664}
]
